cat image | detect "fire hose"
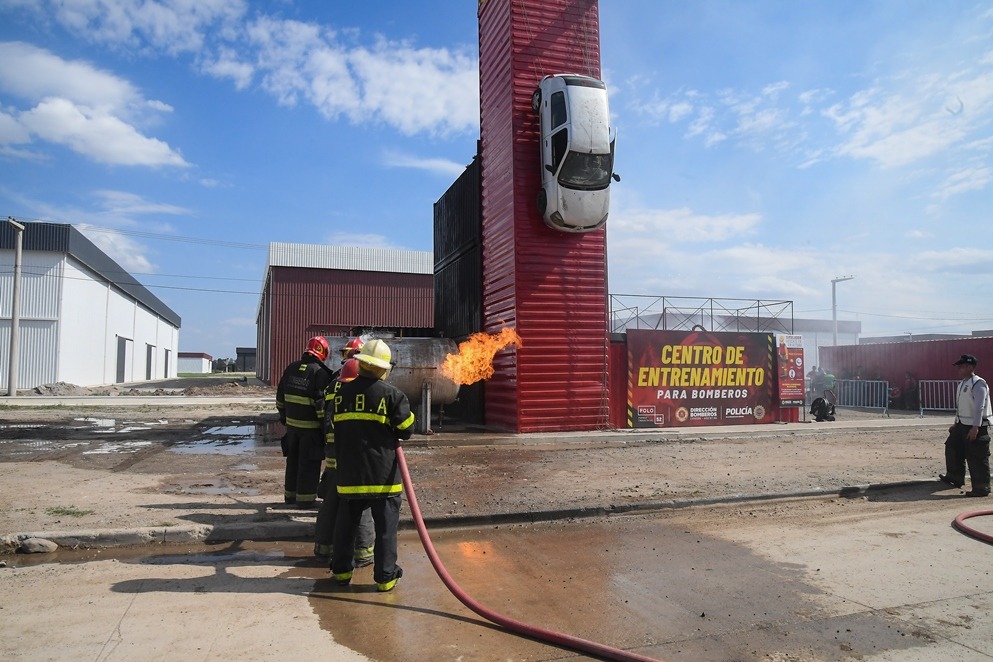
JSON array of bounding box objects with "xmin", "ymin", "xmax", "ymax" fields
[
  {"xmin": 953, "ymin": 509, "xmax": 993, "ymax": 545},
  {"xmin": 397, "ymin": 447, "xmax": 662, "ymax": 662}
]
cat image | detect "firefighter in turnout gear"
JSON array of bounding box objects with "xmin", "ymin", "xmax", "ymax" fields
[
  {"xmin": 275, "ymin": 336, "xmax": 334, "ymax": 508},
  {"xmin": 314, "ymin": 340, "xmax": 375, "ymax": 565},
  {"xmin": 330, "ymin": 339, "xmax": 414, "ymax": 591}
]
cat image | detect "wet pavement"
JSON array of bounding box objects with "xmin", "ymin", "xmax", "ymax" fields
[
  {"xmin": 3, "ymin": 491, "xmax": 993, "ymax": 661},
  {"xmin": 2, "ymin": 401, "xmax": 993, "ymax": 660}
]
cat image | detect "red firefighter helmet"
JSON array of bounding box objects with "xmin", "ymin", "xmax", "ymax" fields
[
  {"xmin": 341, "ymin": 337, "xmax": 364, "ymax": 360},
  {"xmin": 305, "ymin": 336, "xmax": 330, "ymax": 362},
  {"xmin": 338, "ymin": 358, "xmax": 360, "ymax": 382}
]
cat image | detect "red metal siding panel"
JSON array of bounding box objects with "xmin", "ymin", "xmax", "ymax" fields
[
  {"xmin": 820, "ymin": 337, "xmax": 993, "ymax": 385},
  {"xmin": 480, "ymin": 0, "xmax": 607, "ymax": 432},
  {"xmin": 479, "ymin": 0, "xmax": 521, "ymax": 430},
  {"xmin": 261, "ymin": 266, "xmax": 434, "ymax": 385}
]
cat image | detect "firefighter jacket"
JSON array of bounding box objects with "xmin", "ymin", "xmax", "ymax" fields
[
  {"xmin": 322, "ymin": 371, "xmax": 342, "ymax": 470},
  {"xmin": 331, "ymin": 374, "xmax": 415, "ymax": 498},
  {"xmin": 276, "ymin": 354, "xmax": 334, "ymax": 430}
]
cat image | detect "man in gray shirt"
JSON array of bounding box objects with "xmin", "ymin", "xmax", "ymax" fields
[{"xmin": 939, "ymin": 354, "xmax": 992, "ymax": 497}]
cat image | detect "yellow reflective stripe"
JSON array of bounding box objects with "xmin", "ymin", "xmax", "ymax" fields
[
  {"xmin": 338, "ymin": 483, "xmax": 403, "ymax": 496},
  {"xmin": 324, "ymin": 458, "xmax": 336, "ymax": 469},
  {"xmin": 334, "ymin": 412, "xmax": 389, "ymax": 424},
  {"xmin": 354, "ymin": 545, "xmax": 374, "ymax": 561},
  {"xmin": 397, "ymin": 412, "xmax": 415, "ymax": 431},
  {"xmin": 286, "ymin": 418, "xmax": 321, "ymax": 429},
  {"xmin": 284, "ymin": 394, "xmax": 314, "ymax": 406},
  {"xmin": 377, "ymin": 577, "xmax": 399, "ymax": 592},
  {"xmin": 333, "ymin": 570, "xmax": 353, "ymax": 582}
]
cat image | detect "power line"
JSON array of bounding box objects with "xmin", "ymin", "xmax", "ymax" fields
[{"xmin": 0, "ymin": 266, "xmax": 433, "ymax": 299}]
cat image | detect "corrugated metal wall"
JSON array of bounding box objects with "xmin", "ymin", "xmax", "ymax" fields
[
  {"xmin": 479, "ymin": 0, "xmax": 609, "ymax": 432},
  {"xmin": 260, "ymin": 267, "xmax": 434, "ymax": 384},
  {"xmin": 434, "ymin": 154, "xmax": 482, "ymax": 340},
  {"xmin": 256, "ymin": 272, "xmax": 272, "ymax": 382},
  {"xmin": 820, "ymin": 337, "xmax": 993, "ymax": 385},
  {"xmin": 433, "ymin": 153, "xmax": 486, "ymax": 425}
]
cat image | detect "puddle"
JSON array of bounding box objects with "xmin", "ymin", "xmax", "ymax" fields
[
  {"xmin": 82, "ymin": 441, "xmax": 154, "ymax": 454},
  {"xmin": 169, "ymin": 425, "xmax": 281, "ymax": 456},
  {"xmin": 0, "ymin": 420, "xmax": 284, "ymax": 460},
  {"xmin": 174, "ymin": 478, "xmax": 261, "ymax": 496}
]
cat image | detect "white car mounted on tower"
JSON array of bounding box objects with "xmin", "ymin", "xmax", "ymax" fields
[{"xmin": 531, "ymin": 74, "xmax": 619, "ymax": 233}]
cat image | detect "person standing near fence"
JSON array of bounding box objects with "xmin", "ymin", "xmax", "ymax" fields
[{"xmin": 939, "ymin": 354, "xmax": 991, "ymax": 497}]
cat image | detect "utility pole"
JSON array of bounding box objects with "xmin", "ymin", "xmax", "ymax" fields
[
  {"xmin": 831, "ymin": 275, "xmax": 855, "ymax": 346},
  {"xmin": 6, "ymin": 217, "xmax": 24, "ymax": 397}
]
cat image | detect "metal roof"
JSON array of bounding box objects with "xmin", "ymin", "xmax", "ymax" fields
[
  {"xmin": 266, "ymin": 243, "xmax": 433, "ymax": 274},
  {"xmin": 1, "ymin": 221, "xmax": 181, "ymax": 327}
]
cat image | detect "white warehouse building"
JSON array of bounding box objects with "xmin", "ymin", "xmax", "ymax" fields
[{"xmin": 1, "ymin": 222, "xmax": 181, "ymax": 391}]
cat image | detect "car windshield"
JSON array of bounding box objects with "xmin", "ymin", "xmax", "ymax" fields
[{"xmin": 557, "ymin": 151, "xmax": 612, "ymax": 191}]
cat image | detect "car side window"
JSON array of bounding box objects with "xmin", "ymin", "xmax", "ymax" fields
[
  {"xmin": 551, "ymin": 128, "xmax": 568, "ymax": 172},
  {"xmin": 550, "ymin": 91, "xmax": 566, "ymax": 130}
]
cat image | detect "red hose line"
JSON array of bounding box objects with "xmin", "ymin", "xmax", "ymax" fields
[
  {"xmin": 397, "ymin": 447, "xmax": 661, "ymax": 662},
  {"xmin": 953, "ymin": 509, "xmax": 993, "ymax": 545}
]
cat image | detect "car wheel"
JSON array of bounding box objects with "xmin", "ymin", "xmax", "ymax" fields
[
  {"xmin": 537, "ymin": 188, "xmax": 547, "ymax": 215},
  {"xmin": 531, "ymin": 88, "xmax": 541, "ymax": 114}
]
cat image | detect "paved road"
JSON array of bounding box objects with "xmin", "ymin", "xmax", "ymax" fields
[
  {"xmin": 2, "ymin": 398, "xmax": 991, "ymax": 660},
  {"xmin": 4, "ymin": 488, "xmax": 992, "ymax": 661}
]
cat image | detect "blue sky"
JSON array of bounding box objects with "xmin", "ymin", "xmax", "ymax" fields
[{"xmin": 1, "ymin": 1, "xmax": 991, "ymax": 360}]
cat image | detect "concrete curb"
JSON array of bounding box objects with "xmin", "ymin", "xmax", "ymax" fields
[{"xmin": 1, "ymin": 480, "xmax": 940, "ymax": 553}]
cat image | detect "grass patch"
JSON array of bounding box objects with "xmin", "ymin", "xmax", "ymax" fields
[
  {"xmin": 45, "ymin": 505, "xmax": 95, "ymax": 517},
  {"xmin": 0, "ymin": 403, "xmax": 67, "ymax": 410}
]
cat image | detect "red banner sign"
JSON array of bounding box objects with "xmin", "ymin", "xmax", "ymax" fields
[
  {"xmin": 776, "ymin": 334, "xmax": 806, "ymax": 407},
  {"xmin": 627, "ymin": 329, "xmax": 775, "ymax": 428}
]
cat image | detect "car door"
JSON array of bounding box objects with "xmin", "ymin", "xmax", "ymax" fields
[{"xmin": 539, "ymin": 85, "xmax": 569, "ymax": 215}]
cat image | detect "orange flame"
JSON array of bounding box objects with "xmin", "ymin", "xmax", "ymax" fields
[{"xmin": 440, "ymin": 328, "xmax": 523, "ymax": 385}]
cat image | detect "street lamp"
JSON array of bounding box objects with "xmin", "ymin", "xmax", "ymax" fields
[
  {"xmin": 831, "ymin": 275, "xmax": 854, "ymax": 346},
  {"xmin": 6, "ymin": 217, "xmax": 24, "ymax": 396}
]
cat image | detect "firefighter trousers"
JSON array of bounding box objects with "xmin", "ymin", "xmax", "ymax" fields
[
  {"xmin": 314, "ymin": 469, "xmax": 375, "ymax": 562},
  {"xmin": 332, "ymin": 495, "xmax": 402, "ymax": 585},
  {"xmin": 282, "ymin": 427, "xmax": 324, "ymax": 505}
]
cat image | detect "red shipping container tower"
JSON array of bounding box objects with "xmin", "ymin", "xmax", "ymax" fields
[{"xmin": 478, "ymin": 0, "xmax": 609, "ymax": 432}]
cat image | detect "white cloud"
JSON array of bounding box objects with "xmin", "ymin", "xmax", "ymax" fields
[
  {"xmin": 241, "ymin": 16, "xmax": 478, "ymax": 136},
  {"xmin": 668, "ymin": 101, "xmax": 693, "ymax": 122},
  {"xmin": 200, "ymin": 46, "xmax": 254, "ymax": 90},
  {"xmin": 2, "ymin": 4, "xmax": 480, "ymax": 138},
  {"xmin": 762, "ymin": 81, "xmax": 789, "ymax": 98},
  {"xmin": 44, "ymin": 0, "xmax": 247, "ymax": 54},
  {"xmin": 686, "ymin": 106, "xmax": 713, "ymax": 138},
  {"xmin": 0, "ymin": 42, "xmax": 188, "ymax": 166},
  {"xmin": 92, "ymin": 190, "xmax": 191, "ymax": 216},
  {"xmin": 916, "ymin": 247, "xmax": 993, "ymax": 274},
  {"xmin": 611, "ymin": 206, "xmax": 761, "ymax": 244},
  {"xmin": 77, "ymin": 225, "xmax": 156, "ymax": 273},
  {"xmin": 0, "ymin": 41, "xmax": 141, "ymax": 112},
  {"xmin": 382, "ymin": 150, "xmax": 469, "ymax": 178},
  {"xmin": 325, "ymin": 231, "xmax": 401, "ymax": 249},
  {"xmin": 19, "ymin": 97, "xmax": 188, "ymax": 166},
  {"xmin": 932, "ymin": 166, "xmax": 992, "ymax": 200},
  {"xmin": 0, "ymin": 109, "xmax": 30, "ymax": 143}
]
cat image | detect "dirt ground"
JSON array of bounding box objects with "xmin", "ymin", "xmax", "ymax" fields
[{"xmin": 0, "ymin": 380, "xmax": 959, "ymax": 547}]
